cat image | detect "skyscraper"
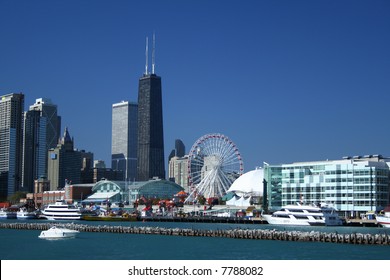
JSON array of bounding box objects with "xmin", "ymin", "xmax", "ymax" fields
[
  {"xmin": 22, "ymin": 109, "xmax": 47, "ymax": 192},
  {"xmin": 111, "ymin": 101, "xmax": 138, "ymax": 181},
  {"xmin": 0, "ymin": 93, "xmax": 24, "ymax": 199},
  {"xmin": 137, "ymin": 36, "xmax": 165, "ymax": 180},
  {"xmin": 168, "ymin": 139, "xmax": 186, "ymax": 162},
  {"xmin": 47, "ymin": 127, "xmax": 81, "ymax": 190},
  {"xmin": 29, "ymin": 98, "xmax": 61, "ymax": 150}
]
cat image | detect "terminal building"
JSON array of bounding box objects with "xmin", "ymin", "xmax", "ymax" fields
[
  {"xmin": 82, "ymin": 178, "xmax": 184, "ymax": 205},
  {"xmin": 263, "ymin": 155, "xmax": 390, "ymax": 218}
]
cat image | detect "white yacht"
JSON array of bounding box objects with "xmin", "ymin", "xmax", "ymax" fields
[
  {"xmin": 0, "ymin": 208, "xmax": 17, "ymax": 219},
  {"xmin": 262, "ymin": 203, "xmax": 343, "ymax": 226},
  {"xmin": 16, "ymin": 207, "xmax": 37, "ymax": 219},
  {"xmin": 375, "ymin": 215, "xmax": 390, "ymax": 228},
  {"xmin": 38, "ymin": 226, "xmax": 79, "ymax": 239},
  {"xmin": 41, "ymin": 200, "xmax": 82, "ymax": 220}
]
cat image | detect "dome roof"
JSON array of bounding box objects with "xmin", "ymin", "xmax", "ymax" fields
[{"xmin": 227, "ymin": 168, "xmax": 264, "ymax": 196}]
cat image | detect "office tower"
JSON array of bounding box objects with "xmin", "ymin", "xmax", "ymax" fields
[
  {"xmin": 29, "ymin": 98, "xmax": 61, "ymax": 149},
  {"xmin": 137, "ymin": 70, "xmax": 165, "ymax": 180},
  {"xmin": 112, "ymin": 101, "xmax": 138, "ymax": 182},
  {"xmin": 168, "ymin": 139, "xmax": 186, "ymax": 162},
  {"xmin": 22, "ymin": 110, "xmax": 47, "ymax": 192},
  {"xmin": 47, "ymin": 127, "xmax": 81, "ymax": 190},
  {"xmin": 28, "ymin": 98, "xmax": 61, "ymax": 176},
  {"xmin": 0, "ymin": 93, "xmax": 24, "ymax": 199}
]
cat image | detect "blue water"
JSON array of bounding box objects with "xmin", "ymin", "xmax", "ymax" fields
[{"xmin": 1, "ymin": 220, "xmax": 390, "ymax": 260}]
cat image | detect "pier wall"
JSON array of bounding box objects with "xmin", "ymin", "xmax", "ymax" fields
[{"xmin": 1, "ymin": 223, "xmax": 389, "ymax": 246}]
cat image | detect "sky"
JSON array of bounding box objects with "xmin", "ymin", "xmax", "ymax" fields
[{"xmin": 1, "ymin": 0, "xmax": 389, "ymax": 172}]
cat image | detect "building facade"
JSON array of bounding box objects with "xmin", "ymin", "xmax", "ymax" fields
[
  {"xmin": 47, "ymin": 127, "xmax": 81, "ymax": 190},
  {"xmin": 111, "ymin": 101, "xmax": 138, "ymax": 182},
  {"xmin": 137, "ymin": 73, "xmax": 165, "ymax": 180},
  {"xmin": 263, "ymin": 155, "xmax": 390, "ymax": 217},
  {"xmin": 83, "ymin": 178, "xmax": 183, "ymax": 205},
  {"xmin": 22, "ymin": 109, "xmax": 47, "ymax": 192},
  {"xmin": 168, "ymin": 156, "xmax": 189, "ymax": 192},
  {"xmin": 0, "ymin": 93, "xmax": 24, "ymax": 199}
]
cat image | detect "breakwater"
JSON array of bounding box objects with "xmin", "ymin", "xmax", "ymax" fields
[{"xmin": 1, "ymin": 222, "xmax": 389, "ymax": 245}]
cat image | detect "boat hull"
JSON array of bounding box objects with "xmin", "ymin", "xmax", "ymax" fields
[
  {"xmin": 262, "ymin": 214, "xmax": 318, "ymax": 226},
  {"xmin": 38, "ymin": 227, "xmax": 79, "ymax": 239},
  {"xmin": 43, "ymin": 215, "xmax": 82, "ymax": 221},
  {"xmin": 0, "ymin": 212, "xmax": 17, "ymax": 219},
  {"xmin": 376, "ymin": 216, "xmax": 390, "ymax": 228},
  {"xmin": 17, "ymin": 214, "xmax": 37, "ymax": 219},
  {"xmin": 262, "ymin": 203, "xmax": 343, "ymax": 226}
]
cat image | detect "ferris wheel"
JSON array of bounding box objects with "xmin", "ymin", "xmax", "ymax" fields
[{"xmin": 185, "ymin": 133, "xmax": 244, "ymax": 202}]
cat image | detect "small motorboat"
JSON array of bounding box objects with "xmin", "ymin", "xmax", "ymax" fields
[{"xmin": 38, "ymin": 226, "xmax": 79, "ymax": 239}]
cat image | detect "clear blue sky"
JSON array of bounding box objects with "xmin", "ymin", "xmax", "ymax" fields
[{"xmin": 1, "ymin": 0, "xmax": 389, "ymax": 171}]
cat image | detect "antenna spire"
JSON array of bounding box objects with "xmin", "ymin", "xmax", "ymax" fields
[
  {"xmin": 152, "ymin": 32, "xmax": 155, "ymax": 74},
  {"xmin": 145, "ymin": 36, "xmax": 149, "ymax": 75}
]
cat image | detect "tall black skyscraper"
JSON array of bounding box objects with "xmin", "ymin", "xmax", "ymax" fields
[
  {"xmin": 137, "ymin": 73, "xmax": 165, "ymax": 180},
  {"xmin": 137, "ymin": 35, "xmax": 165, "ymax": 180}
]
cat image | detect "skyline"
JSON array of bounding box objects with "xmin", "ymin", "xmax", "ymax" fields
[{"xmin": 1, "ymin": 1, "xmax": 389, "ymax": 172}]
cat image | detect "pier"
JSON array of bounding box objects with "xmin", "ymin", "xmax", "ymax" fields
[{"xmin": 1, "ymin": 222, "xmax": 389, "ymax": 246}]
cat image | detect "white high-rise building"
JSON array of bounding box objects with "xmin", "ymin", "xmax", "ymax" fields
[{"xmin": 111, "ymin": 101, "xmax": 138, "ymax": 182}]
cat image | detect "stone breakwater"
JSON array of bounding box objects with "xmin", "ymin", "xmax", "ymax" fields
[{"xmin": 1, "ymin": 222, "xmax": 389, "ymax": 245}]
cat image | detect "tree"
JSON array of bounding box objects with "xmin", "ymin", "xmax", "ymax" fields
[{"xmin": 7, "ymin": 191, "xmax": 27, "ymax": 204}]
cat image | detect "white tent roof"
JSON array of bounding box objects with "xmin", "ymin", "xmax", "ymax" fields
[
  {"xmin": 226, "ymin": 195, "xmax": 251, "ymax": 207},
  {"xmin": 228, "ymin": 168, "xmax": 264, "ymax": 196},
  {"xmin": 226, "ymin": 196, "xmax": 238, "ymax": 206}
]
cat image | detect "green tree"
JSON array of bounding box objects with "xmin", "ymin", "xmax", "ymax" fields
[{"xmin": 7, "ymin": 191, "xmax": 27, "ymax": 204}]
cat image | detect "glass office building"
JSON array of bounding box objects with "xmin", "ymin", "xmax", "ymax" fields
[
  {"xmin": 263, "ymin": 155, "xmax": 390, "ymax": 217},
  {"xmin": 111, "ymin": 101, "xmax": 138, "ymax": 182}
]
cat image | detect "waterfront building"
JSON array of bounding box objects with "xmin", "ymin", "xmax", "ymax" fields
[
  {"xmin": 226, "ymin": 168, "xmax": 264, "ymax": 206},
  {"xmin": 263, "ymin": 155, "xmax": 390, "ymax": 217},
  {"xmin": 0, "ymin": 93, "xmax": 24, "ymax": 199},
  {"xmin": 168, "ymin": 155, "xmax": 189, "ymax": 192},
  {"xmin": 33, "ymin": 176, "xmax": 50, "ymax": 208},
  {"xmin": 111, "ymin": 101, "xmax": 138, "ymax": 182},
  {"xmin": 47, "ymin": 127, "xmax": 81, "ymax": 190},
  {"xmin": 83, "ymin": 178, "xmax": 183, "ymax": 205}
]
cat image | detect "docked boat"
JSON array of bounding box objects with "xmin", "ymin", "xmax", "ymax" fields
[
  {"xmin": 375, "ymin": 215, "xmax": 390, "ymax": 228},
  {"xmin": 41, "ymin": 200, "xmax": 82, "ymax": 220},
  {"xmin": 0, "ymin": 208, "xmax": 17, "ymax": 219},
  {"xmin": 262, "ymin": 203, "xmax": 343, "ymax": 226},
  {"xmin": 16, "ymin": 207, "xmax": 37, "ymax": 219},
  {"xmin": 38, "ymin": 226, "xmax": 79, "ymax": 239}
]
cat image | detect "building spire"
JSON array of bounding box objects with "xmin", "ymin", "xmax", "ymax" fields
[
  {"xmin": 145, "ymin": 36, "xmax": 149, "ymax": 75},
  {"xmin": 152, "ymin": 32, "xmax": 155, "ymax": 74}
]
